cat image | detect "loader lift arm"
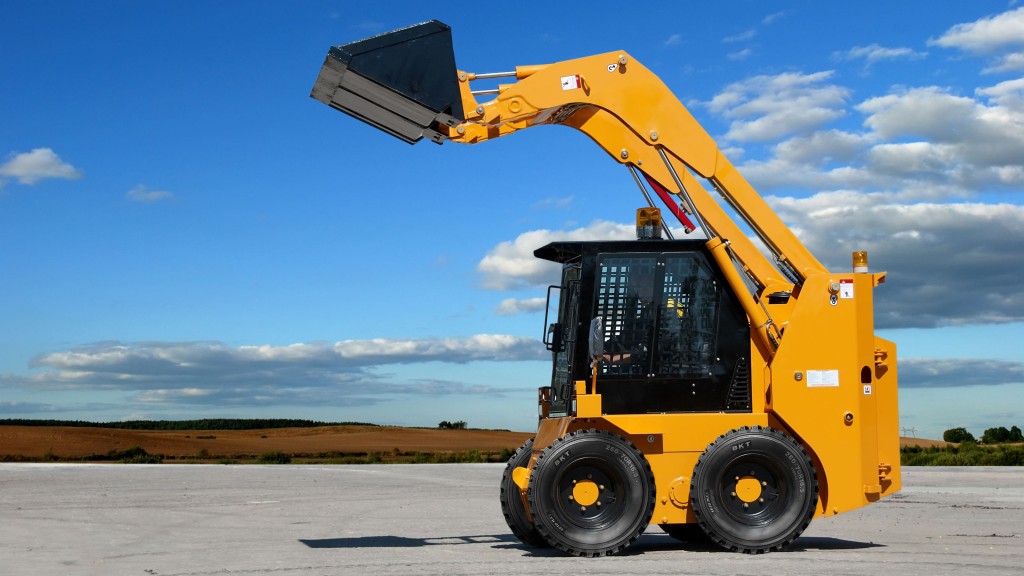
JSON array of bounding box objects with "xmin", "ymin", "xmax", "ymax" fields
[{"xmin": 310, "ymin": 20, "xmax": 833, "ymax": 357}]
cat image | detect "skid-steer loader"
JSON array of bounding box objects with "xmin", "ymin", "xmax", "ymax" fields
[{"xmin": 310, "ymin": 20, "xmax": 900, "ymax": 557}]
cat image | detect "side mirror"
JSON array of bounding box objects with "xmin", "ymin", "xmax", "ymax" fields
[{"xmin": 546, "ymin": 323, "xmax": 563, "ymax": 353}]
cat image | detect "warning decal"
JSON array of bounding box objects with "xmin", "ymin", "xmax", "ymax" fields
[
  {"xmin": 560, "ymin": 75, "xmax": 582, "ymax": 90},
  {"xmin": 840, "ymin": 279, "xmax": 854, "ymax": 299},
  {"xmin": 807, "ymin": 369, "xmax": 840, "ymax": 387}
]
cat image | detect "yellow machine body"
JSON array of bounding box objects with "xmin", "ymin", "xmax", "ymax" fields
[{"xmin": 312, "ymin": 20, "xmax": 900, "ymax": 556}]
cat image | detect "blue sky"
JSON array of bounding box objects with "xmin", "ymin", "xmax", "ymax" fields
[{"xmin": 2, "ymin": 1, "xmax": 1022, "ymax": 439}]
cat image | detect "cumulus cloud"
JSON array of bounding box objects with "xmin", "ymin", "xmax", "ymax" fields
[
  {"xmin": 709, "ymin": 70, "xmax": 1024, "ymax": 197},
  {"xmin": 929, "ymin": 7, "xmax": 1024, "ymax": 72},
  {"xmin": 860, "ymin": 85, "xmax": 1023, "ymax": 190},
  {"xmin": 705, "ymin": 71, "xmax": 849, "ymax": 142},
  {"xmin": 476, "ymin": 199, "xmax": 1024, "ymax": 330},
  {"xmin": 769, "ymin": 194, "xmax": 1024, "ymax": 328},
  {"xmin": 477, "ymin": 220, "xmax": 635, "ymax": 290},
  {"xmin": 0, "ymin": 148, "xmax": 82, "ymax": 185}
]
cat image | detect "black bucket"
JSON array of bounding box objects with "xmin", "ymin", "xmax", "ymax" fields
[{"xmin": 311, "ymin": 20, "xmax": 465, "ymax": 144}]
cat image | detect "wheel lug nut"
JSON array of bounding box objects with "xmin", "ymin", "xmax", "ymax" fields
[
  {"xmin": 731, "ymin": 492, "xmax": 737, "ymax": 498},
  {"xmin": 743, "ymin": 503, "xmax": 749, "ymax": 509}
]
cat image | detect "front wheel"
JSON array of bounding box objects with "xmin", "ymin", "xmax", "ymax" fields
[
  {"xmin": 690, "ymin": 426, "xmax": 818, "ymax": 553},
  {"xmin": 499, "ymin": 438, "xmax": 546, "ymax": 547},
  {"xmin": 527, "ymin": 429, "xmax": 655, "ymax": 557}
]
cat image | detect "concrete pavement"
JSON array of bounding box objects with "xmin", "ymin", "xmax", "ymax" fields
[{"xmin": 1, "ymin": 464, "xmax": 1021, "ymax": 575}]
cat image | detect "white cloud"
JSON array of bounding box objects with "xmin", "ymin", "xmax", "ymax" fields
[
  {"xmin": 728, "ymin": 48, "xmax": 754, "ymax": 61},
  {"xmin": 856, "ymin": 86, "xmax": 1024, "ymax": 188},
  {"xmin": 769, "ymin": 194, "xmax": 1024, "ymax": 328},
  {"xmin": 477, "ymin": 220, "xmax": 634, "ymax": 290},
  {"xmin": 975, "ymin": 77, "xmax": 1024, "ymax": 108},
  {"xmin": 930, "ymin": 7, "xmax": 1024, "ymax": 53},
  {"xmin": 664, "ymin": 33, "xmax": 681, "ymax": 47},
  {"xmin": 495, "ymin": 297, "xmax": 546, "ymax": 316},
  {"xmin": 858, "ymin": 87, "xmax": 978, "ymax": 141},
  {"xmin": 713, "ymin": 77, "xmax": 1024, "ymax": 196},
  {"xmin": 722, "ymin": 29, "xmax": 756, "ymax": 44},
  {"xmin": 900, "ymin": 358, "xmax": 1024, "ymax": 388},
  {"xmin": 530, "ymin": 195, "xmax": 574, "ymax": 209},
  {"xmin": 35, "ymin": 337, "xmax": 544, "ymax": 376},
  {"xmin": 126, "ymin": 184, "xmax": 175, "ymax": 203},
  {"xmin": 929, "ymin": 7, "xmax": 1024, "ymax": 73},
  {"xmin": 6, "ymin": 336, "xmax": 547, "ymax": 410},
  {"xmin": 0, "ymin": 148, "xmax": 82, "ymax": 185},
  {"xmin": 835, "ymin": 44, "xmax": 927, "ymax": 67},
  {"xmin": 706, "ymin": 71, "xmax": 849, "ymax": 142}
]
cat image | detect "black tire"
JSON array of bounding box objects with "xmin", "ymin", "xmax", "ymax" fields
[
  {"xmin": 527, "ymin": 429, "xmax": 655, "ymax": 557},
  {"xmin": 500, "ymin": 438, "xmax": 547, "ymax": 547},
  {"xmin": 690, "ymin": 426, "xmax": 818, "ymax": 553}
]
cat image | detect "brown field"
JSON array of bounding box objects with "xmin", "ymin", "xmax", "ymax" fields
[
  {"xmin": 900, "ymin": 437, "xmax": 948, "ymax": 448},
  {"xmin": 0, "ymin": 425, "xmax": 533, "ymax": 462},
  {"xmin": 0, "ymin": 424, "xmax": 939, "ymax": 463}
]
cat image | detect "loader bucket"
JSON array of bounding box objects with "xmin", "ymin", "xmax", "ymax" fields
[{"xmin": 310, "ymin": 20, "xmax": 464, "ymax": 144}]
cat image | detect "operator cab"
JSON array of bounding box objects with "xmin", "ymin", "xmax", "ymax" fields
[{"xmin": 537, "ymin": 239, "xmax": 751, "ymax": 418}]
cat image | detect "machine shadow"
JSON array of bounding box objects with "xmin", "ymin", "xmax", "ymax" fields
[
  {"xmin": 787, "ymin": 536, "xmax": 886, "ymax": 551},
  {"xmin": 300, "ymin": 534, "xmax": 520, "ymax": 549},
  {"xmin": 612, "ymin": 533, "xmax": 886, "ymax": 556},
  {"xmin": 300, "ymin": 532, "xmax": 883, "ymax": 555}
]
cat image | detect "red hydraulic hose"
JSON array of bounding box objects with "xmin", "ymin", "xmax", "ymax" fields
[{"xmin": 641, "ymin": 172, "xmax": 697, "ymax": 233}]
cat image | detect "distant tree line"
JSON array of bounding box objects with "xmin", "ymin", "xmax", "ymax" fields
[
  {"xmin": 438, "ymin": 420, "xmax": 468, "ymax": 430},
  {"xmin": 903, "ymin": 442, "xmax": 1024, "ymax": 466},
  {"xmin": 943, "ymin": 425, "xmax": 1023, "ymax": 444},
  {"xmin": 0, "ymin": 419, "xmax": 378, "ymax": 431}
]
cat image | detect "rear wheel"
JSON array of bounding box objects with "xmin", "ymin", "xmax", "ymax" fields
[
  {"xmin": 499, "ymin": 438, "xmax": 546, "ymax": 547},
  {"xmin": 690, "ymin": 426, "xmax": 818, "ymax": 553},
  {"xmin": 528, "ymin": 429, "xmax": 655, "ymax": 557}
]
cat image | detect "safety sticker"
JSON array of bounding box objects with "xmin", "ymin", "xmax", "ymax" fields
[
  {"xmin": 840, "ymin": 279, "xmax": 854, "ymax": 299},
  {"xmin": 863, "ymin": 384, "xmax": 873, "ymax": 395},
  {"xmin": 806, "ymin": 369, "xmax": 840, "ymax": 387},
  {"xmin": 560, "ymin": 75, "xmax": 582, "ymax": 90}
]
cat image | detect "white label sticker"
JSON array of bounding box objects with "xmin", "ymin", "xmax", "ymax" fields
[
  {"xmin": 560, "ymin": 75, "xmax": 581, "ymax": 90},
  {"xmin": 807, "ymin": 369, "xmax": 840, "ymax": 387},
  {"xmin": 840, "ymin": 279, "xmax": 854, "ymax": 299},
  {"xmin": 863, "ymin": 384, "xmax": 873, "ymax": 395}
]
